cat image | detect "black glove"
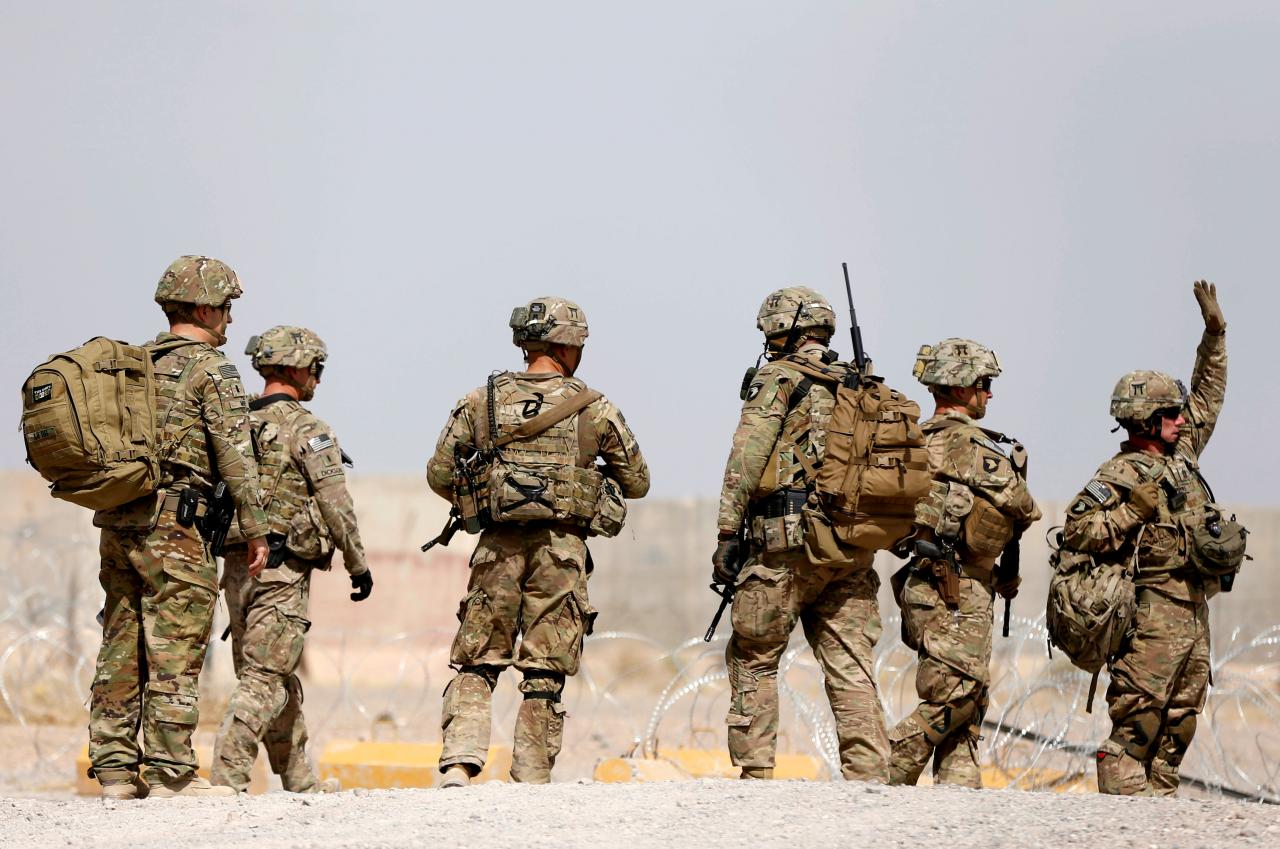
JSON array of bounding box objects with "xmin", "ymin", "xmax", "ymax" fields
[
  {"xmin": 349, "ymin": 570, "xmax": 374, "ymax": 602},
  {"xmin": 711, "ymin": 537, "xmax": 741, "ymax": 586}
]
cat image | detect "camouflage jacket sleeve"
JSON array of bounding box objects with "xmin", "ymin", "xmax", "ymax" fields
[
  {"xmin": 1061, "ymin": 456, "xmax": 1147, "ymax": 554},
  {"xmin": 716, "ymin": 363, "xmax": 793, "ymax": 534},
  {"xmin": 589, "ymin": 397, "xmax": 649, "ymax": 499},
  {"xmin": 933, "ymin": 425, "xmax": 1041, "ymax": 530},
  {"xmin": 192, "ymin": 353, "xmax": 268, "ymax": 538},
  {"xmin": 294, "ymin": 415, "xmax": 368, "ymax": 576},
  {"xmin": 426, "ymin": 391, "xmax": 480, "ymax": 502},
  {"xmin": 1177, "ymin": 330, "xmax": 1227, "ymax": 461}
]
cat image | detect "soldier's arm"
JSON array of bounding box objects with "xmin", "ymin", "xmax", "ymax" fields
[
  {"xmin": 936, "ymin": 430, "xmax": 1041, "ymax": 529},
  {"xmin": 1061, "ymin": 478, "xmax": 1143, "ymax": 554},
  {"xmin": 295, "ymin": 420, "xmax": 368, "ymax": 576},
  {"xmin": 426, "ymin": 395, "xmax": 476, "ymax": 501},
  {"xmin": 591, "ymin": 399, "xmax": 650, "ymax": 499},
  {"xmin": 1178, "ymin": 329, "xmax": 1226, "ymax": 460},
  {"xmin": 194, "ymin": 359, "xmax": 268, "ymax": 538},
  {"xmin": 716, "ymin": 367, "xmax": 790, "ymax": 534}
]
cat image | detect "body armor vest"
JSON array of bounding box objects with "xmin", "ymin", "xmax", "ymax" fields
[{"xmin": 153, "ymin": 344, "xmax": 216, "ymax": 486}]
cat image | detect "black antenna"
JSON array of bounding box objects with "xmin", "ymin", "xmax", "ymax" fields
[
  {"xmin": 842, "ymin": 262, "xmax": 867, "ymax": 374},
  {"xmin": 780, "ymin": 302, "xmax": 805, "ymax": 355}
]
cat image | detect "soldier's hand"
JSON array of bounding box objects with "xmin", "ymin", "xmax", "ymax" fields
[
  {"xmin": 349, "ymin": 570, "xmax": 374, "ymax": 602},
  {"xmin": 1193, "ymin": 280, "xmax": 1225, "ymax": 334},
  {"xmin": 711, "ymin": 536, "xmax": 741, "ymax": 586},
  {"xmin": 246, "ymin": 537, "xmax": 269, "ymax": 578},
  {"xmin": 1128, "ymin": 481, "xmax": 1160, "ymax": 520},
  {"xmin": 995, "ymin": 574, "xmax": 1022, "ymax": 600}
]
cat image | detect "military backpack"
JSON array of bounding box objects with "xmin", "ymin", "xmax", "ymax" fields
[
  {"xmin": 20, "ymin": 337, "xmax": 192, "ymax": 510},
  {"xmin": 770, "ymin": 356, "xmax": 932, "ymax": 555},
  {"xmin": 1044, "ymin": 527, "xmax": 1137, "ymax": 712}
]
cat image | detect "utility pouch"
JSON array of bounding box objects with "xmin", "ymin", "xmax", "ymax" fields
[
  {"xmin": 588, "ymin": 475, "xmax": 627, "ymax": 538},
  {"xmin": 489, "ymin": 462, "xmax": 558, "ymax": 523},
  {"xmin": 1135, "ymin": 522, "xmax": 1180, "ymax": 574},
  {"xmin": 176, "ymin": 487, "xmax": 201, "ymax": 528},
  {"xmin": 285, "ymin": 499, "xmax": 334, "ymax": 563},
  {"xmin": 1189, "ymin": 510, "xmax": 1249, "ymax": 577},
  {"xmin": 962, "ymin": 496, "xmax": 1015, "ymax": 559}
]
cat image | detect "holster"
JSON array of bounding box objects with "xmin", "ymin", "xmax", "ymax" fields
[{"xmin": 926, "ymin": 557, "xmax": 961, "ymax": 609}]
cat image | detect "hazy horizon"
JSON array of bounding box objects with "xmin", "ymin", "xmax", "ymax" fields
[{"xmin": 4, "ymin": 3, "xmax": 1278, "ymax": 506}]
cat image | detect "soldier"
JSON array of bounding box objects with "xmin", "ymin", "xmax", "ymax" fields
[
  {"xmin": 211, "ymin": 327, "xmax": 373, "ymax": 794},
  {"xmin": 887, "ymin": 339, "xmax": 1040, "ymax": 788},
  {"xmin": 90, "ymin": 256, "xmax": 269, "ymax": 799},
  {"xmin": 426, "ymin": 297, "xmax": 649, "ymax": 787},
  {"xmin": 1063, "ymin": 282, "xmax": 1229, "ymax": 796},
  {"xmin": 713, "ymin": 287, "xmax": 890, "ymax": 782}
]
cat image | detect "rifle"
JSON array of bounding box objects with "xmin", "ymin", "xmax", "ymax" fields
[
  {"xmin": 841, "ymin": 262, "xmax": 868, "ymax": 378},
  {"xmin": 704, "ymin": 520, "xmax": 750, "ymax": 642},
  {"xmin": 199, "ymin": 481, "xmax": 236, "ymax": 557},
  {"xmin": 996, "ymin": 445, "xmax": 1029, "ymax": 637},
  {"xmin": 422, "ymin": 508, "xmax": 465, "ymax": 553}
]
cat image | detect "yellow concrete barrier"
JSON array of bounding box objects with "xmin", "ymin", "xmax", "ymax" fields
[
  {"xmin": 594, "ymin": 749, "xmax": 823, "ymax": 782},
  {"xmin": 75, "ymin": 744, "xmax": 269, "ymax": 796},
  {"xmin": 317, "ymin": 740, "xmax": 512, "ymax": 789}
]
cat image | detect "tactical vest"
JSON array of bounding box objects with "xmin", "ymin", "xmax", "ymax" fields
[
  {"xmin": 252, "ymin": 402, "xmax": 313, "ymax": 539},
  {"xmin": 1102, "ymin": 452, "xmax": 1211, "ymax": 582},
  {"xmin": 463, "ymin": 372, "xmax": 607, "ymax": 529}
]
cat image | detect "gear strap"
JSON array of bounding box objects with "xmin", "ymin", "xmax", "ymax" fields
[{"xmin": 492, "ymin": 387, "xmax": 602, "ymax": 449}]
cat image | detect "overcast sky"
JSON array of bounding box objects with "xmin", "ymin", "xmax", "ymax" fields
[{"xmin": 3, "ymin": 2, "xmax": 1278, "ymax": 506}]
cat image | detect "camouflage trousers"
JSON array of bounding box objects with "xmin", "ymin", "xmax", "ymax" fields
[
  {"xmin": 889, "ymin": 567, "xmax": 993, "ymax": 788},
  {"xmin": 90, "ymin": 511, "xmax": 218, "ymax": 785},
  {"xmin": 440, "ymin": 524, "xmax": 594, "ymax": 784},
  {"xmin": 725, "ymin": 548, "xmax": 888, "ymax": 781},
  {"xmin": 212, "ymin": 549, "xmax": 319, "ymax": 792},
  {"xmin": 1097, "ymin": 589, "xmax": 1210, "ymax": 797}
]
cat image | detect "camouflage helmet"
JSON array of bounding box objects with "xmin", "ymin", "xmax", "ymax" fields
[
  {"xmin": 756, "ymin": 287, "xmax": 836, "ymax": 339},
  {"xmin": 913, "ymin": 338, "xmax": 1002, "ymax": 388},
  {"xmin": 1109, "ymin": 370, "xmax": 1187, "ymax": 422},
  {"xmin": 154, "ymin": 256, "xmax": 242, "ymax": 307},
  {"xmin": 509, "ymin": 296, "xmax": 589, "ymax": 349},
  {"xmin": 245, "ymin": 326, "xmax": 327, "ymax": 372}
]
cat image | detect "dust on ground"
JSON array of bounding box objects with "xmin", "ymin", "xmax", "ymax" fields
[{"xmin": 1, "ymin": 780, "xmax": 1277, "ymax": 849}]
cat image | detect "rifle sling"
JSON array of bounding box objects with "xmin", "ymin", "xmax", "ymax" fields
[{"xmin": 492, "ymin": 389, "xmax": 602, "ymax": 449}]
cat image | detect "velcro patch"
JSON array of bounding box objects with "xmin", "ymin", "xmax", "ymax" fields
[
  {"xmin": 308, "ymin": 434, "xmax": 334, "ymax": 453},
  {"xmin": 746, "ymin": 383, "xmax": 762, "ymax": 402},
  {"xmin": 1084, "ymin": 480, "xmax": 1112, "ymax": 504},
  {"xmin": 975, "ymin": 436, "xmax": 1007, "ymax": 455},
  {"xmin": 26, "ymin": 426, "xmax": 56, "ymax": 442},
  {"xmin": 982, "ymin": 456, "xmax": 1001, "ymax": 474},
  {"xmin": 218, "ymin": 364, "xmax": 240, "ymax": 380},
  {"xmin": 1070, "ymin": 498, "xmax": 1092, "ymax": 515},
  {"xmin": 31, "ymin": 384, "xmax": 53, "ymax": 404}
]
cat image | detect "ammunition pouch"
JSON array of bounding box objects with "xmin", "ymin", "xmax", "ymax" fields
[
  {"xmin": 588, "ymin": 474, "xmax": 627, "ymax": 538},
  {"xmin": 748, "ymin": 489, "xmax": 807, "ymax": 554},
  {"xmin": 1134, "ymin": 522, "xmax": 1181, "ymax": 577},
  {"xmin": 961, "ymin": 496, "xmax": 1015, "ymax": 560},
  {"xmin": 1188, "ymin": 509, "xmax": 1248, "ymax": 577}
]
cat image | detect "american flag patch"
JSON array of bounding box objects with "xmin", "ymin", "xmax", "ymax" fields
[
  {"xmin": 308, "ymin": 434, "xmax": 334, "ymax": 453},
  {"xmin": 1084, "ymin": 480, "xmax": 1111, "ymax": 504},
  {"xmin": 218, "ymin": 364, "xmax": 240, "ymax": 380}
]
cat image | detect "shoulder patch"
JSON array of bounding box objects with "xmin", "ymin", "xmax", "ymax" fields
[
  {"xmin": 307, "ymin": 434, "xmax": 335, "ymax": 453},
  {"xmin": 218, "ymin": 364, "xmax": 240, "ymax": 380},
  {"xmin": 981, "ymin": 456, "xmax": 1001, "ymax": 474},
  {"xmin": 746, "ymin": 383, "xmax": 762, "ymax": 402},
  {"xmin": 1070, "ymin": 497, "xmax": 1093, "ymax": 515},
  {"xmin": 1084, "ymin": 480, "xmax": 1112, "ymax": 504}
]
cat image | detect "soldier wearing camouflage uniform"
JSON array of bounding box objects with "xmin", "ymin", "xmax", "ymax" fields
[
  {"xmin": 212, "ymin": 327, "xmax": 373, "ymax": 794},
  {"xmin": 427, "ymin": 297, "xmax": 649, "ymax": 787},
  {"xmin": 1063, "ymin": 282, "xmax": 1228, "ymax": 796},
  {"xmin": 887, "ymin": 339, "xmax": 1040, "ymax": 788},
  {"xmin": 713, "ymin": 287, "xmax": 890, "ymax": 782},
  {"xmin": 90, "ymin": 256, "xmax": 269, "ymax": 799}
]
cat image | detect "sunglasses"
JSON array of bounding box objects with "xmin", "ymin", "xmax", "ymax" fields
[
  {"xmin": 310, "ymin": 360, "xmax": 325, "ymax": 379},
  {"xmin": 974, "ymin": 377, "xmax": 993, "ymax": 393}
]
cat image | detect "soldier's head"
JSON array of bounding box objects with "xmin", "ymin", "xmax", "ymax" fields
[
  {"xmin": 154, "ymin": 256, "xmax": 242, "ymax": 347},
  {"xmin": 1109, "ymin": 370, "xmax": 1187, "ymax": 449},
  {"xmin": 757, "ymin": 287, "xmax": 836, "ymax": 356},
  {"xmin": 246, "ymin": 326, "xmax": 327, "ymax": 402},
  {"xmin": 913, "ymin": 338, "xmax": 1002, "ymax": 419},
  {"xmin": 510, "ymin": 296, "xmax": 588, "ymax": 376}
]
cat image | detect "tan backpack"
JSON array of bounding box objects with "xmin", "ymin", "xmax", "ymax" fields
[
  {"xmin": 20, "ymin": 337, "xmax": 190, "ymax": 510},
  {"xmin": 774, "ymin": 357, "xmax": 932, "ymax": 554}
]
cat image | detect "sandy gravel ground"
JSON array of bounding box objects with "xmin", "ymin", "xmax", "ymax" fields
[{"xmin": 2, "ymin": 780, "xmax": 1276, "ymax": 849}]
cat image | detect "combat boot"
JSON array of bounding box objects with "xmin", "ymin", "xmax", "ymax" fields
[
  {"xmin": 740, "ymin": 767, "xmax": 774, "ymax": 780},
  {"xmin": 1095, "ymin": 744, "xmax": 1150, "ymax": 796},
  {"xmin": 148, "ymin": 775, "xmax": 237, "ymax": 798},
  {"xmin": 98, "ymin": 769, "xmax": 148, "ymax": 800},
  {"xmin": 438, "ymin": 765, "xmax": 472, "ymax": 789}
]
